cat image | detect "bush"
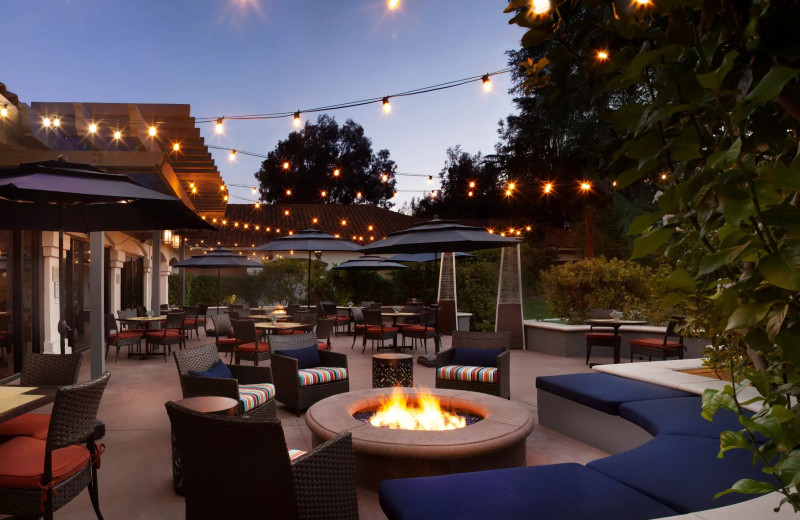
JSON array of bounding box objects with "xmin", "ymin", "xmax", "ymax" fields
[
  {"xmin": 457, "ymin": 250, "xmax": 500, "ymax": 331},
  {"xmin": 541, "ymin": 257, "xmax": 669, "ymax": 324}
]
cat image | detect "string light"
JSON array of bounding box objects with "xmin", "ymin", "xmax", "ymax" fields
[
  {"xmin": 544, "ymin": 182, "xmax": 553, "ymax": 194},
  {"xmin": 283, "ymin": 162, "xmax": 290, "ymax": 170},
  {"xmin": 660, "ymin": 173, "xmax": 668, "ymax": 180},
  {"xmin": 427, "ymin": 176, "xmax": 433, "ymax": 184},
  {"xmin": 382, "ymin": 97, "xmax": 391, "ymax": 113},
  {"xmin": 223, "ymin": 194, "xmax": 228, "ymax": 201},
  {"xmin": 215, "ymin": 118, "xmax": 223, "ymax": 134},
  {"xmin": 381, "ymin": 174, "xmax": 388, "ymax": 182},
  {"xmin": 580, "ymin": 181, "xmax": 592, "ymax": 191},
  {"xmin": 368, "ymin": 225, "xmax": 374, "ymax": 231},
  {"xmin": 312, "ymin": 218, "xmax": 318, "ymax": 224},
  {"xmin": 42, "ymin": 117, "xmax": 51, "ymax": 128},
  {"xmin": 388, "ymin": 0, "xmax": 399, "ymax": 9},
  {"xmin": 356, "ymin": 191, "xmax": 362, "ymax": 198},
  {"xmin": 229, "ymin": 149, "xmax": 237, "ymax": 161},
  {"xmin": 469, "ymin": 181, "xmax": 476, "ymax": 188},
  {"xmin": 172, "ymin": 142, "xmax": 180, "ymax": 152},
  {"xmin": 482, "ymin": 74, "xmax": 491, "ymax": 92},
  {"xmin": 431, "ymin": 191, "xmax": 437, "ymax": 199},
  {"xmin": 53, "ymin": 117, "xmax": 60, "ymax": 128},
  {"xmin": 612, "ymin": 180, "xmax": 618, "ymax": 187},
  {"xmin": 333, "ymin": 169, "xmax": 340, "ymax": 177},
  {"xmin": 321, "ymin": 190, "xmax": 327, "ymax": 197},
  {"xmin": 293, "ymin": 111, "xmax": 301, "ymax": 127},
  {"xmin": 113, "ymin": 130, "xmax": 122, "ymax": 140},
  {"xmin": 596, "ymin": 50, "xmax": 609, "ymax": 61},
  {"xmin": 341, "ymin": 219, "xmax": 347, "ymax": 226},
  {"xmin": 532, "ymin": 0, "xmax": 550, "ymax": 14},
  {"xmin": 149, "ymin": 126, "xmax": 156, "ymax": 136},
  {"xmin": 284, "ymin": 209, "xmax": 290, "ymax": 215},
  {"xmin": 0, "ymin": 104, "xmax": 7, "ymax": 118},
  {"xmin": 244, "ymin": 223, "xmax": 249, "ymax": 229},
  {"xmin": 468, "ymin": 191, "xmax": 474, "ymax": 197},
  {"xmin": 89, "ymin": 123, "xmax": 97, "ymax": 133},
  {"xmin": 254, "ymin": 202, "xmax": 260, "ymax": 208}
]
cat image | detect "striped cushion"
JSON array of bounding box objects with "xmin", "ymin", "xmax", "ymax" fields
[
  {"xmin": 437, "ymin": 365, "xmax": 497, "ymax": 383},
  {"xmin": 238, "ymin": 384, "xmax": 275, "ymax": 413},
  {"xmin": 298, "ymin": 367, "xmax": 348, "ymax": 387},
  {"xmin": 288, "ymin": 449, "xmax": 306, "ymax": 460}
]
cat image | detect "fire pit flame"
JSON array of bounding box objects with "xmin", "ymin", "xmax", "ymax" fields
[{"xmin": 369, "ymin": 387, "xmax": 466, "ymax": 430}]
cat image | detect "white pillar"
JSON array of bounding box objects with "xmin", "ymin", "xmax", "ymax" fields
[
  {"xmin": 41, "ymin": 232, "xmax": 67, "ymax": 354},
  {"xmin": 108, "ymin": 249, "xmax": 125, "ymax": 317},
  {"xmin": 142, "ymin": 256, "xmax": 152, "ymax": 311},
  {"xmin": 89, "ymin": 232, "xmax": 105, "ymax": 379},
  {"xmin": 151, "ymin": 231, "xmax": 161, "ymax": 315}
]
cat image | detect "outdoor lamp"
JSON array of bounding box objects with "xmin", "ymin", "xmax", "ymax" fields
[
  {"xmin": 162, "ymin": 229, "xmax": 173, "ymax": 245},
  {"xmin": 172, "ymin": 233, "xmax": 181, "ymax": 249}
]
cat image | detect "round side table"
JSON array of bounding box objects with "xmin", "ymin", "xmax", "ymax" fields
[
  {"xmin": 372, "ymin": 353, "xmax": 413, "ymax": 388},
  {"xmin": 171, "ymin": 396, "xmax": 238, "ymax": 495}
]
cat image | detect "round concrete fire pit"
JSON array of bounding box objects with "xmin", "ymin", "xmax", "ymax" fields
[{"xmin": 305, "ymin": 387, "xmax": 534, "ymax": 488}]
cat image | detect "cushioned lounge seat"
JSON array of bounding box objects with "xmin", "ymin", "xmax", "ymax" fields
[
  {"xmin": 619, "ymin": 396, "xmax": 759, "ymax": 440},
  {"xmin": 536, "ymin": 372, "xmax": 692, "ymax": 415},
  {"xmin": 437, "ymin": 365, "xmax": 497, "ymax": 383},
  {"xmin": 379, "ymin": 463, "xmax": 679, "ymax": 520},
  {"xmin": 587, "ymin": 434, "xmax": 770, "ymax": 514},
  {"xmin": 238, "ymin": 383, "xmax": 276, "ymax": 413},
  {"xmin": 297, "ymin": 367, "xmax": 348, "ymax": 386}
]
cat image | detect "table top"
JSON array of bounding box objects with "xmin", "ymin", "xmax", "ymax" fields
[
  {"xmin": 121, "ymin": 316, "xmax": 167, "ymax": 322},
  {"xmin": 248, "ymin": 314, "xmax": 294, "ymax": 320},
  {"xmin": 254, "ymin": 322, "xmax": 306, "ymax": 330},
  {"xmin": 0, "ymin": 386, "xmax": 56, "ymax": 423},
  {"xmin": 173, "ymin": 396, "xmax": 238, "ymax": 415},
  {"xmin": 585, "ymin": 319, "xmax": 649, "ymax": 327},
  {"xmin": 373, "ymin": 353, "xmax": 413, "ymax": 361},
  {"xmin": 381, "ymin": 312, "xmax": 419, "ymax": 317}
]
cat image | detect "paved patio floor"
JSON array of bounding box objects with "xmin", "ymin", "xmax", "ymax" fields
[{"xmin": 3, "ymin": 329, "xmax": 617, "ymax": 520}]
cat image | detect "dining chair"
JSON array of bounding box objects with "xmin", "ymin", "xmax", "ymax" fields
[
  {"xmin": 104, "ymin": 313, "xmax": 143, "ymax": 363},
  {"xmin": 630, "ymin": 316, "xmax": 686, "ymax": 362},
  {"xmin": 183, "ymin": 306, "xmax": 200, "ymax": 339},
  {"xmin": 585, "ymin": 308, "xmax": 620, "ymax": 365},
  {"xmin": 232, "ymin": 319, "xmax": 270, "ymax": 366},
  {"xmin": 362, "ymin": 309, "xmax": 397, "ymax": 354},
  {"xmin": 210, "ymin": 314, "xmax": 239, "ymax": 362},
  {"xmin": 315, "ymin": 318, "xmax": 336, "ymax": 350},
  {"xmin": 145, "ymin": 311, "xmax": 186, "ymax": 362},
  {"xmin": 402, "ymin": 306, "xmax": 438, "ymax": 353}
]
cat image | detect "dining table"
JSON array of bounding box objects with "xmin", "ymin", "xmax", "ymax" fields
[
  {"xmin": 254, "ymin": 322, "xmax": 308, "ymax": 335},
  {"xmin": 118, "ymin": 316, "xmax": 167, "ymax": 358},
  {"xmin": 381, "ymin": 311, "xmax": 420, "ymax": 327},
  {"xmin": 584, "ymin": 318, "xmax": 649, "ymax": 364},
  {"xmin": 0, "ymin": 386, "xmax": 56, "ymax": 423}
]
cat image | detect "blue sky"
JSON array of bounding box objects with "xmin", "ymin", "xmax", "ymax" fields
[{"xmin": 5, "ymin": 0, "xmax": 523, "ymax": 209}]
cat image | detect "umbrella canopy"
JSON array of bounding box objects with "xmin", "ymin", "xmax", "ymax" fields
[
  {"xmin": 173, "ymin": 251, "xmax": 265, "ymax": 310},
  {"xmin": 387, "ymin": 252, "xmax": 474, "ymax": 263},
  {"xmin": 256, "ymin": 228, "xmax": 361, "ymax": 306},
  {"xmin": 332, "ymin": 255, "xmax": 407, "ymax": 271},
  {"xmin": 0, "ymin": 160, "xmax": 214, "ymax": 353},
  {"xmin": 359, "ymin": 218, "xmax": 520, "ymax": 255}
]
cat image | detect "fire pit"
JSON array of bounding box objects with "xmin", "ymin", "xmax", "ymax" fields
[{"xmin": 305, "ymin": 388, "xmax": 534, "ymax": 488}]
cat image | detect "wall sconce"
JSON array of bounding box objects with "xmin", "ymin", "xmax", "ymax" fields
[{"xmin": 162, "ymin": 229, "xmax": 173, "ymax": 245}]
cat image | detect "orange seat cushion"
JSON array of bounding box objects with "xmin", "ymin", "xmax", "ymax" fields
[
  {"xmin": 237, "ymin": 342, "xmax": 269, "ymax": 352},
  {"xmin": 107, "ymin": 331, "xmax": 142, "ymax": 343},
  {"xmin": 184, "ymin": 319, "xmax": 197, "ymax": 326},
  {"xmin": 401, "ymin": 325, "xmax": 431, "ymax": 333},
  {"xmin": 586, "ymin": 332, "xmax": 617, "ymax": 339},
  {"xmin": 0, "ymin": 436, "xmax": 90, "ymax": 489},
  {"xmin": 629, "ymin": 338, "xmax": 682, "ymax": 349},
  {"xmin": 0, "ymin": 414, "xmax": 50, "ymax": 440},
  {"xmin": 366, "ymin": 326, "xmax": 398, "ymax": 333},
  {"xmin": 317, "ymin": 341, "xmax": 331, "ymax": 351},
  {"xmin": 336, "ymin": 316, "xmax": 350, "ymax": 322},
  {"xmin": 145, "ymin": 331, "xmax": 181, "ymax": 340},
  {"xmin": 277, "ymin": 330, "xmax": 294, "ymax": 335},
  {"xmin": 216, "ymin": 337, "xmax": 238, "ymax": 345}
]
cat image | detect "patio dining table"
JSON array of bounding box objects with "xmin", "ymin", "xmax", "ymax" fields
[
  {"xmin": 381, "ymin": 312, "xmax": 420, "ymax": 327},
  {"xmin": 584, "ymin": 319, "xmax": 649, "ymax": 364},
  {"xmin": 0, "ymin": 386, "xmax": 56, "ymax": 423},
  {"xmin": 254, "ymin": 322, "xmax": 307, "ymax": 335}
]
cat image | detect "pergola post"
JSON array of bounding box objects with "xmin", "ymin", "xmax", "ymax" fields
[
  {"xmin": 178, "ymin": 235, "xmax": 185, "ymax": 308},
  {"xmin": 437, "ymin": 252, "xmax": 458, "ymax": 335},
  {"xmin": 495, "ymin": 244, "xmax": 525, "ymax": 349},
  {"xmin": 151, "ymin": 231, "xmax": 161, "ymax": 315},
  {"xmin": 89, "ymin": 231, "xmax": 105, "ymax": 379}
]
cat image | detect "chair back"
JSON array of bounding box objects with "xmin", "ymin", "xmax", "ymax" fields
[
  {"xmin": 117, "ymin": 308, "xmax": 137, "ymax": 320},
  {"xmin": 165, "ymin": 311, "xmax": 186, "ymax": 330},
  {"xmin": 231, "ymin": 319, "xmax": 257, "ymax": 344},
  {"xmin": 160, "ymin": 303, "xmax": 170, "ymax": 312},
  {"xmin": 351, "ymin": 307, "xmax": 365, "ymax": 324},
  {"xmin": 47, "ymin": 372, "xmax": 110, "ymax": 451},
  {"xmin": 360, "ymin": 301, "xmax": 374, "ymax": 309},
  {"xmin": 315, "ymin": 318, "xmax": 335, "ymax": 341},
  {"xmin": 452, "ymin": 330, "xmax": 511, "ymax": 351},
  {"xmin": 211, "ymin": 313, "xmax": 233, "ymax": 336},
  {"xmin": 184, "ymin": 306, "xmax": 199, "ymax": 320},
  {"xmin": 136, "ymin": 305, "xmax": 148, "ymax": 317},
  {"xmin": 173, "ymin": 344, "xmax": 222, "ymax": 375},
  {"xmin": 197, "ymin": 304, "xmax": 209, "ymax": 318},
  {"xmin": 286, "ymin": 304, "xmax": 301, "ymax": 316},
  {"xmin": 268, "ymin": 332, "xmax": 317, "ymax": 352},
  {"xmin": 104, "ymin": 313, "xmax": 119, "ymax": 335},
  {"xmin": 588, "ymin": 308, "xmax": 614, "ymax": 319},
  {"xmin": 165, "ymin": 401, "xmax": 299, "ymax": 520},
  {"xmin": 363, "ymin": 309, "xmax": 384, "ymax": 327},
  {"xmin": 422, "ymin": 306, "xmax": 438, "ymax": 327},
  {"xmin": 369, "ymin": 302, "xmax": 382, "ymax": 310},
  {"xmin": 228, "ymin": 310, "xmax": 240, "ymax": 320},
  {"xmin": 297, "ymin": 312, "xmax": 318, "ymax": 325},
  {"xmin": 664, "ymin": 316, "xmax": 685, "ymax": 345},
  {"xmin": 19, "ymin": 351, "xmax": 84, "ymax": 387},
  {"xmin": 321, "ymin": 302, "xmax": 337, "ymax": 317}
]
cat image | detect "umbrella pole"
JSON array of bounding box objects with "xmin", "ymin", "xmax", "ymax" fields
[
  {"xmin": 307, "ymin": 251, "xmax": 312, "ymax": 308},
  {"xmin": 59, "ymin": 228, "xmax": 66, "ymax": 354}
]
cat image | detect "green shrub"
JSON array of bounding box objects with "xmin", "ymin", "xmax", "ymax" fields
[{"xmin": 541, "ymin": 257, "xmax": 669, "ymax": 324}]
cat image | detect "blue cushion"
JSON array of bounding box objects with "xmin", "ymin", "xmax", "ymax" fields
[
  {"xmin": 274, "ymin": 344, "xmax": 320, "ymax": 370},
  {"xmin": 535, "ymin": 373, "xmax": 692, "ymax": 415},
  {"xmin": 587, "ymin": 434, "xmax": 771, "ymax": 513},
  {"xmin": 619, "ymin": 396, "xmax": 763, "ymax": 441},
  {"xmin": 188, "ymin": 359, "xmax": 233, "ymax": 379},
  {"xmin": 450, "ymin": 347, "xmax": 505, "ymax": 368},
  {"xmin": 379, "ymin": 463, "xmax": 678, "ymax": 520}
]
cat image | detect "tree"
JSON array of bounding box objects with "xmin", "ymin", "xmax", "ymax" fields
[
  {"xmin": 254, "ymin": 115, "xmax": 397, "ymax": 207},
  {"xmin": 506, "ymin": 0, "xmax": 800, "ymax": 510}
]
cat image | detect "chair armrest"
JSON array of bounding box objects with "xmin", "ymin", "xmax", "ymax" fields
[
  {"xmin": 292, "ymin": 432, "xmax": 358, "ymax": 519},
  {"xmin": 436, "ymin": 348, "xmax": 457, "ymax": 368},
  {"xmin": 179, "ymin": 374, "xmax": 239, "ymax": 400},
  {"xmin": 228, "ymin": 364, "xmax": 273, "ymax": 385},
  {"xmin": 497, "ymin": 350, "xmax": 510, "ymax": 376},
  {"xmin": 270, "ymin": 352, "xmax": 299, "ymax": 392},
  {"xmin": 319, "ymin": 351, "xmax": 348, "ymax": 369}
]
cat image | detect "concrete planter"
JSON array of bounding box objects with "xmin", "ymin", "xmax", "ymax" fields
[{"xmin": 524, "ymin": 320, "xmax": 707, "ymax": 360}]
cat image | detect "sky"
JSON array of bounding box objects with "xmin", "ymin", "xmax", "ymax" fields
[{"xmin": 4, "ymin": 0, "xmax": 524, "ymax": 210}]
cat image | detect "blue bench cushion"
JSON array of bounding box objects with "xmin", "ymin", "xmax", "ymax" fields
[
  {"xmin": 379, "ymin": 463, "xmax": 679, "ymax": 520},
  {"xmin": 587, "ymin": 434, "xmax": 770, "ymax": 513},
  {"xmin": 536, "ymin": 373, "xmax": 692, "ymax": 415},
  {"xmin": 619, "ymin": 396, "xmax": 759, "ymax": 440}
]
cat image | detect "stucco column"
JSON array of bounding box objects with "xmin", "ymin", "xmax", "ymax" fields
[
  {"xmin": 108, "ymin": 249, "xmax": 125, "ymax": 317},
  {"xmin": 151, "ymin": 231, "xmax": 161, "ymax": 315},
  {"xmin": 89, "ymin": 232, "xmax": 105, "ymax": 379},
  {"xmin": 142, "ymin": 256, "xmax": 152, "ymax": 312},
  {"xmin": 41, "ymin": 231, "xmax": 67, "ymax": 354}
]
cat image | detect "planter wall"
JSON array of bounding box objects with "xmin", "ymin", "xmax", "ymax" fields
[{"xmin": 524, "ymin": 321, "xmax": 707, "ymax": 360}]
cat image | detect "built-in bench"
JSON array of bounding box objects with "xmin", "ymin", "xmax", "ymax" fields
[{"xmin": 379, "ymin": 372, "xmax": 776, "ymax": 520}]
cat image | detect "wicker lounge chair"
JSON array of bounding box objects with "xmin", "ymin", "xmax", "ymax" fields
[
  {"xmin": 435, "ymin": 330, "xmax": 511, "ymax": 399},
  {"xmin": 166, "ymin": 401, "xmax": 359, "ymax": 520},
  {"xmin": 270, "ymin": 332, "xmax": 350, "ymax": 415},
  {"xmin": 173, "ymin": 343, "xmax": 276, "ymax": 419}
]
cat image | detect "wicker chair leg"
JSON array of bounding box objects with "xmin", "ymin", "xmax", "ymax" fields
[{"xmin": 89, "ymin": 465, "xmax": 104, "ymax": 520}]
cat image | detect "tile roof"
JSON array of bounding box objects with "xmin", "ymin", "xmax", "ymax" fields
[
  {"xmin": 456, "ymin": 218, "xmax": 575, "ymax": 249},
  {"xmin": 190, "ymin": 204, "xmax": 422, "ymax": 249}
]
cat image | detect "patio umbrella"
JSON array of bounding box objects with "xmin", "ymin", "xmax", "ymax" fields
[
  {"xmin": 332, "ymin": 255, "xmax": 407, "ymax": 271},
  {"xmin": 255, "ymin": 228, "xmax": 361, "ymax": 307},
  {"xmin": 0, "ymin": 160, "xmax": 214, "ymax": 353},
  {"xmin": 387, "ymin": 252, "xmax": 474, "ymax": 263},
  {"xmin": 172, "ymin": 251, "xmax": 265, "ymax": 311}
]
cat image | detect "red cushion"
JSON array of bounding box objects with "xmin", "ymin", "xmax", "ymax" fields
[
  {"xmin": 0, "ymin": 414, "xmax": 50, "ymax": 440},
  {"xmin": 122, "ymin": 327, "xmax": 146, "ymax": 333},
  {"xmin": 354, "ymin": 324, "xmax": 369, "ymax": 331},
  {"xmin": 336, "ymin": 316, "xmax": 350, "ymax": 322},
  {"xmin": 322, "ymin": 315, "xmax": 338, "ymax": 319},
  {"xmin": 402, "ymin": 325, "xmax": 431, "ymax": 333},
  {"xmin": 184, "ymin": 319, "xmax": 197, "ymax": 326},
  {"xmin": 629, "ymin": 338, "xmax": 682, "ymax": 349},
  {"xmin": 237, "ymin": 342, "xmax": 269, "ymax": 352},
  {"xmin": 586, "ymin": 332, "xmax": 617, "ymax": 339},
  {"xmin": 217, "ymin": 337, "xmax": 238, "ymax": 345},
  {"xmin": 145, "ymin": 330, "xmax": 181, "ymax": 339},
  {"xmin": 366, "ymin": 326, "xmax": 398, "ymax": 333},
  {"xmin": 196, "ymin": 318, "xmax": 206, "ymax": 324},
  {"xmin": 0, "ymin": 436, "xmax": 90, "ymax": 489},
  {"xmin": 317, "ymin": 341, "xmax": 331, "ymax": 351},
  {"xmin": 277, "ymin": 330, "xmax": 294, "ymax": 335},
  {"xmin": 107, "ymin": 331, "xmax": 142, "ymax": 342}
]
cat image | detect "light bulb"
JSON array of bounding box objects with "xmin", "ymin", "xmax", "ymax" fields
[
  {"xmin": 223, "ymin": 195, "xmax": 228, "ymax": 201},
  {"xmin": 254, "ymin": 202, "xmax": 260, "ymax": 208},
  {"xmin": 356, "ymin": 191, "xmax": 362, "ymax": 198},
  {"xmin": 468, "ymin": 191, "xmax": 474, "ymax": 197},
  {"xmin": 388, "ymin": 0, "xmax": 399, "ymax": 9},
  {"xmin": 114, "ymin": 130, "xmax": 122, "ymax": 140},
  {"xmin": 173, "ymin": 143, "xmax": 180, "ymax": 151},
  {"xmin": 149, "ymin": 126, "xmax": 156, "ymax": 136},
  {"xmin": 283, "ymin": 161, "xmax": 290, "ymax": 170},
  {"xmin": 482, "ymin": 74, "xmax": 492, "ymax": 92},
  {"xmin": 581, "ymin": 182, "xmax": 591, "ymax": 191},
  {"xmin": 52, "ymin": 117, "xmax": 60, "ymax": 127},
  {"xmin": 508, "ymin": 182, "xmax": 516, "ymax": 191},
  {"xmin": 42, "ymin": 117, "xmax": 51, "ymax": 128},
  {"xmin": 0, "ymin": 104, "xmax": 7, "ymax": 118},
  {"xmin": 229, "ymin": 150, "xmax": 237, "ymax": 161},
  {"xmin": 341, "ymin": 219, "xmax": 347, "ymax": 226},
  {"xmin": 469, "ymin": 181, "xmax": 476, "ymax": 188},
  {"xmin": 427, "ymin": 176, "xmax": 433, "ymax": 184},
  {"xmin": 293, "ymin": 111, "xmax": 301, "ymax": 127},
  {"xmin": 532, "ymin": 0, "xmax": 550, "ymax": 14},
  {"xmin": 544, "ymin": 183, "xmax": 552, "ymax": 194},
  {"xmin": 381, "ymin": 174, "xmax": 388, "ymax": 182},
  {"xmin": 596, "ymin": 50, "xmax": 609, "ymax": 61},
  {"xmin": 215, "ymin": 118, "xmax": 223, "ymax": 134},
  {"xmin": 286, "ymin": 190, "xmax": 292, "ymax": 196},
  {"xmin": 89, "ymin": 123, "xmax": 97, "ymax": 133},
  {"xmin": 312, "ymin": 218, "xmax": 318, "ymax": 224},
  {"xmin": 252, "ymin": 187, "xmax": 257, "ymax": 194},
  {"xmin": 333, "ymin": 169, "xmax": 340, "ymax": 177},
  {"xmin": 321, "ymin": 190, "xmax": 327, "ymax": 197},
  {"xmin": 382, "ymin": 97, "xmax": 391, "ymax": 113}
]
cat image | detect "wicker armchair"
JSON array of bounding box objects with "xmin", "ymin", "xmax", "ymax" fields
[
  {"xmin": 0, "ymin": 372, "xmax": 110, "ymax": 520},
  {"xmin": 269, "ymin": 333, "xmax": 350, "ymax": 415},
  {"xmin": 166, "ymin": 401, "xmax": 359, "ymax": 520},
  {"xmin": 104, "ymin": 313, "xmax": 143, "ymax": 363},
  {"xmin": 435, "ymin": 331, "xmax": 511, "ymax": 399},
  {"xmin": 173, "ymin": 344, "xmax": 276, "ymax": 419},
  {"xmin": 232, "ymin": 319, "xmax": 270, "ymax": 366},
  {"xmin": 0, "ymin": 351, "xmax": 84, "ymax": 442}
]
